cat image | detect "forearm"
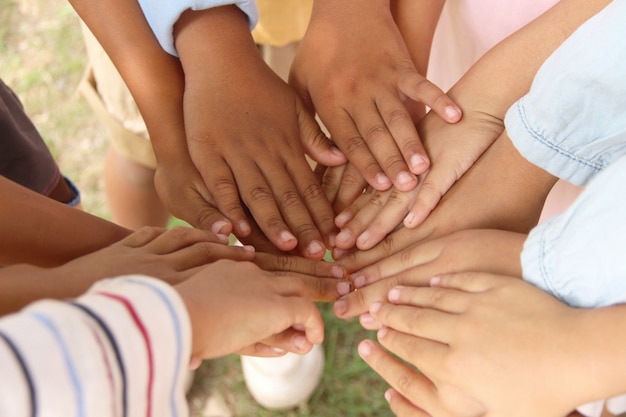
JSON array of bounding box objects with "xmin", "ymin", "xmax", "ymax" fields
[
  {"xmin": 447, "ymin": 0, "xmax": 611, "ymax": 121},
  {"xmin": 390, "ymin": 0, "xmax": 444, "ymax": 75},
  {"xmin": 69, "ymin": 0, "xmax": 187, "ymax": 163},
  {"xmin": 0, "ymin": 176, "xmax": 130, "ymax": 267}
]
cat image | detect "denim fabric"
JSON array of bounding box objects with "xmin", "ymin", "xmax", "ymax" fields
[
  {"xmin": 522, "ymin": 155, "xmax": 626, "ymax": 308},
  {"xmin": 505, "ymin": 0, "xmax": 626, "ymax": 186},
  {"xmin": 137, "ymin": 0, "xmax": 259, "ymax": 56},
  {"xmin": 503, "ymin": 0, "xmax": 626, "ymax": 308}
]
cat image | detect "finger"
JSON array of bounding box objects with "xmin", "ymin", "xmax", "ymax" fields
[
  {"xmin": 317, "ymin": 163, "xmax": 344, "ymax": 206},
  {"xmin": 403, "ymin": 166, "xmax": 460, "ymax": 229},
  {"xmin": 323, "ymin": 109, "xmax": 392, "ymax": 191},
  {"xmin": 233, "ymin": 161, "xmax": 299, "ymax": 252},
  {"xmin": 375, "ymin": 327, "xmax": 448, "ymax": 388},
  {"xmin": 192, "ymin": 153, "xmax": 252, "ymax": 237},
  {"xmin": 286, "ymin": 158, "xmax": 339, "ymax": 256},
  {"xmin": 387, "ymin": 285, "xmax": 469, "ymax": 313},
  {"xmin": 358, "ymin": 339, "xmax": 439, "ymax": 415},
  {"xmin": 332, "ymin": 163, "xmax": 368, "ymax": 214},
  {"xmin": 297, "ymin": 103, "xmax": 347, "ymax": 167},
  {"xmin": 335, "ymin": 186, "xmax": 384, "ymax": 229},
  {"xmin": 355, "ymin": 188, "xmax": 419, "ymax": 250},
  {"xmin": 370, "ymin": 302, "xmax": 457, "ymax": 344},
  {"xmin": 118, "ymin": 226, "xmax": 167, "ymax": 248},
  {"xmin": 279, "ymin": 296, "xmax": 325, "ymax": 345},
  {"xmin": 335, "ymin": 189, "xmax": 391, "ymax": 250},
  {"xmin": 236, "ymin": 344, "xmax": 288, "ymax": 357},
  {"xmin": 350, "ymin": 239, "xmax": 441, "ymax": 289},
  {"xmin": 337, "ymin": 224, "xmax": 434, "ymax": 272},
  {"xmin": 164, "ymin": 241, "xmax": 256, "ymax": 271},
  {"xmin": 264, "ymin": 161, "xmax": 329, "ymax": 259},
  {"xmin": 375, "ymin": 93, "xmax": 430, "ymax": 176},
  {"xmin": 253, "ymin": 252, "xmax": 346, "ymax": 278},
  {"xmin": 271, "ymin": 272, "xmax": 347, "ymax": 302},
  {"xmin": 352, "ymin": 100, "xmax": 418, "ymax": 192},
  {"xmin": 385, "ymin": 388, "xmax": 432, "ymax": 417},
  {"xmin": 334, "ymin": 277, "xmax": 404, "ymax": 319},
  {"xmin": 398, "ymin": 72, "xmax": 461, "ymax": 124},
  {"xmin": 240, "ymin": 328, "xmax": 315, "ymax": 355},
  {"xmin": 432, "ymin": 272, "xmax": 502, "ymax": 293},
  {"xmin": 141, "ymin": 226, "xmax": 226, "ymax": 254}
]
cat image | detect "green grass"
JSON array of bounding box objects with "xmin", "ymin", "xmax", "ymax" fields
[{"xmin": 2, "ymin": 1, "xmax": 397, "ymax": 415}]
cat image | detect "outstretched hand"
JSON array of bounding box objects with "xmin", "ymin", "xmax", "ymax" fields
[{"xmin": 290, "ymin": 0, "xmax": 461, "ymax": 193}]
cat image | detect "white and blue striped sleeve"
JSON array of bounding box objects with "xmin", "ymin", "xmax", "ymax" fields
[
  {"xmin": 0, "ymin": 275, "xmax": 192, "ymax": 417},
  {"xmin": 137, "ymin": 0, "xmax": 259, "ymax": 56}
]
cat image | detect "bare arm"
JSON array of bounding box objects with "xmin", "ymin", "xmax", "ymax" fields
[{"xmin": 0, "ymin": 176, "xmax": 130, "ymax": 266}]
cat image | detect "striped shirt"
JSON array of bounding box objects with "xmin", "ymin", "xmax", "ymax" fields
[{"xmin": 0, "ymin": 275, "xmax": 191, "ymax": 417}]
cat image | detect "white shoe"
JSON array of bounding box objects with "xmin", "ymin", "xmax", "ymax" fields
[{"xmin": 241, "ymin": 344, "xmax": 325, "ymax": 410}]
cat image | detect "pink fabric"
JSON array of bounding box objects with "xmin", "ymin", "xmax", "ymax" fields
[{"xmin": 428, "ymin": 0, "xmax": 559, "ymax": 91}]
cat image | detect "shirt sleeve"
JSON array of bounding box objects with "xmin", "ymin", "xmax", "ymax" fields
[
  {"xmin": 521, "ymin": 154, "xmax": 626, "ymax": 308},
  {"xmin": 137, "ymin": 0, "xmax": 259, "ymax": 56},
  {"xmin": 504, "ymin": 0, "xmax": 626, "ymax": 186},
  {"xmin": 0, "ymin": 275, "xmax": 192, "ymax": 417}
]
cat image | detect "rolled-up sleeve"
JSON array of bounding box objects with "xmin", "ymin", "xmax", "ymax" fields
[
  {"xmin": 504, "ymin": 0, "xmax": 626, "ymax": 186},
  {"xmin": 521, "ymin": 154, "xmax": 626, "ymax": 308},
  {"xmin": 137, "ymin": 0, "xmax": 259, "ymax": 56}
]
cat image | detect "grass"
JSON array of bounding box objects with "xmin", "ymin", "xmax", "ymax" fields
[{"xmin": 1, "ymin": 0, "xmax": 396, "ymax": 415}]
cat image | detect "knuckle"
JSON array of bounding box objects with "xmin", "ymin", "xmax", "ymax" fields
[
  {"xmin": 280, "ymin": 189, "xmax": 302, "ymax": 209},
  {"xmin": 301, "ymin": 183, "xmax": 325, "ymax": 202},
  {"xmin": 364, "ymin": 124, "xmax": 390, "ymax": 144},
  {"xmin": 342, "ymin": 135, "xmax": 367, "ymax": 155},
  {"xmin": 248, "ymin": 186, "xmax": 273, "ymax": 203},
  {"xmin": 383, "ymin": 108, "xmax": 411, "ymax": 127}
]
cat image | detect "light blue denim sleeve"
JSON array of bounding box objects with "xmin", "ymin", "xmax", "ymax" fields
[
  {"xmin": 504, "ymin": 0, "xmax": 626, "ymax": 186},
  {"xmin": 137, "ymin": 0, "xmax": 259, "ymax": 56},
  {"xmin": 521, "ymin": 154, "xmax": 626, "ymax": 308}
]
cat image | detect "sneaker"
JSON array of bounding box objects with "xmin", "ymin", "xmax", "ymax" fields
[{"xmin": 240, "ymin": 344, "xmax": 325, "ymax": 410}]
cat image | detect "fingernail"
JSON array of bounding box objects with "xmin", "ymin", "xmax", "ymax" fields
[
  {"xmin": 445, "ymin": 105, "xmax": 461, "ymax": 121},
  {"xmin": 370, "ymin": 302, "xmax": 382, "ymax": 313},
  {"xmin": 336, "ymin": 229, "xmax": 353, "ymax": 245},
  {"xmin": 358, "ymin": 341, "xmax": 372, "ymax": 357},
  {"xmin": 377, "ymin": 327, "xmax": 388, "ymax": 339},
  {"xmin": 396, "ymin": 171, "xmax": 416, "ymax": 186},
  {"xmin": 328, "ymin": 233, "xmax": 337, "ymax": 248},
  {"xmin": 237, "ymin": 220, "xmax": 251, "ymax": 236},
  {"xmin": 403, "ymin": 211, "xmax": 415, "ymax": 227},
  {"xmin": 211, "ymin": 220, "xmax": 230, "ymax": 236},
  {"xmin": 388, "ymin": 287, "xmax": 402, "ymax": 302},
  {"xmin": 294, "ymin": 335, "xmax": 307, "ymax": 350},
  {"xmin": 352, "ymin": 274, "xmax": 367, "ymax": 288},
  {"xmin": 410, "ymin": 154, "xmax": 428, "ymax": 173},
  {"xmin": 337, "ymin": 281, "xmax": 352, "ymax": 296},
  {"xmin": 430, "ymin": 276, "xmax": 441, "ymax": 286},
  {"xmin": 333, "ymin": 248, "xmax": 348, "ymax": 259},
  {"xmin": 384, "ymin": 389, "xmax": 393, "ymax": 402},
  {"xmin": 272, "ymin": 347, "xmax": 286, "ymax": 354},
  {"xmin": 357, "ymin": 231, "xmax": 370, "ymax": 247},
  {"xmin": 360, "ymin": 313, "xmax": 375, "ymax": 325},
  {"xmin": 306, "ymin": 240, "xmax": 325, "ymax": 257},
  {"xmin": 331, "ymin": 265, "xmax": 346, "ymax": 279},
  {"xmin": 280, "ymin": 230, "xmax": 297, "ymax": 244},
  {"xmin": 331, "ymin": 145, "xmax": 345, "ymax": 157},
  {"xmin": 375, "ymin": 173, "xmax": 391, "ymax": 188},
  {"xmin": 335, "ymin": 212, "xmax": 352, "ymax": 227},
  {"xmin": 242, "ymin": 245, "xmax": 255, "ymax": 252},
  {"xmin": 334, "ymin": 299, "xmax": 347, "ymax": 315}
]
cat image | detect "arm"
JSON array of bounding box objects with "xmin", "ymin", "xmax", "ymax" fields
[
  {"xmin": 0, "ymin": 176, "xmax": 130, "ymax": 266},
  {"xmin": 69, "ymin": 0, "xmax": 238, "ymax": 239},
  {"xmin": 0, "ymin": 266, "xmax": 329, "ymax": 416},
  {"xmin": 331, "ymin": 0, "xmax": 611, "ymax": 256},
  {"xmin": 360, "ymin": 273, "xmax": 626, "ymax": 416},
  {"xmin": 290, "ymin": 0, "xmax": 461, "ymax": 193},
  {"xmin": 172, "ymin": 5, "xmax": 341, "ymax": 258}
]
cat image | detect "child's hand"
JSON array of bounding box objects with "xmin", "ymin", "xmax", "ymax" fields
[
  {"xmin": 333, "ymin": 229, "xmax": 525, "ymax": 319},
  {"xmin": 358, "ymin": 272, "xmax": 601, "ymax": 417},
  {"xmin": 175, "ymin": 260, "xmax": 326, "ymax": 362},
  {"xmin": 175, "ymin": 7, "xmax": 344, "ymax": 260},
  {"xmin": 62, "ymin": 226, "xmax": 254, "ymax": 285},
  {"xmin": 290, "ymin": 0, "xmax": 461, "ymax": 193}
]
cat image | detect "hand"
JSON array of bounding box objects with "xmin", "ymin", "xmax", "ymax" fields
[
  {"xmin": 176, "ymin": 260, "xmax": 327, "ymax": 361},
  {"xmin": 175, "ymin": 7, "xmax": 344, "ymax": 259},
  {"xmin": 336, "ymin": 132, "xmax": 555, "ymax": 271},
  {"xmin": 290, "ymin": 0, "xmax": 461, "ymax": 193},
  {"xmin": 333, "ymin": 229, "xmax": 525, "ymax": 319},
  {"xmin": 61, "ymin": 226, "xmax": 254, "ymax": 285},
  {"xmin": 359, "ymin": 272, "xmax": 597, "ymax": 417}
]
